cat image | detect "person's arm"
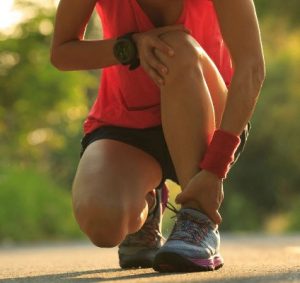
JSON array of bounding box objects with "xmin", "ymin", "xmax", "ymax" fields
[
  {"xmin": 175, "ymin": 0, "xmax": 265, "ymax": 224},
  {"xmin": 213, "ymin": 0, "xmax": 266, "ymax": 135},
  {"xmin": 50, "ymin": 0, "xmax": 118, "ymax": 71},
  {"xmin": 50, "ymin": 0, "xmax": 189, "ymax": 73}
]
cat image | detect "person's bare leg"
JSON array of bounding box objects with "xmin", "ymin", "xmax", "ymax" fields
[
  {"xmin": 155, "ymin": 31, "xmax": 228, "ymax": 190},
  {"xmin": 72, "ymin": 139, "xmax": 162, "ymax": 247}
]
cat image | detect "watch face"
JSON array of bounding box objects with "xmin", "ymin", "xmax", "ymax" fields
[{"xmin": 114, "ymin": 38, "xmax": 136, "ymax": 64}]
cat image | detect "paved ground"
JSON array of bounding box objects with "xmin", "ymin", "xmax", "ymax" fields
[{"xmin": 0, "ymin": 234, "xmax": 299, "ymax": 283}]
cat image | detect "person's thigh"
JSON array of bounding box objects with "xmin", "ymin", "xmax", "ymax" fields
[{"xmin": 72, "ymin": 139, "xmax": 162, "ymax": 247}]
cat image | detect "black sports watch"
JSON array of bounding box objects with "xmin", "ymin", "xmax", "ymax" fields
[{"xmin": 113, "ymin": 32, "xmax": 140, "ymax": 70}]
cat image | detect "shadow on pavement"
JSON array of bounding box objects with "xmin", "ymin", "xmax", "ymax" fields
[
  {"xmin": 0, "ymin": 268, "xmax": 169, "ymax": 282},
  {"xmin": 1, "ymin": 268, "xmax": 299, "ymax": 282}
]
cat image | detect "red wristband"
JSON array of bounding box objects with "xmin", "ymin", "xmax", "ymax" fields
[{"xmin": 199, "ymin": 130, "xmax": 241, "ymax": 179}]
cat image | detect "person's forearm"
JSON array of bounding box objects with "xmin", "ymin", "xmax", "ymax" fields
[
  {"xmin": 212, "ymin": 0, "xmax": 266, "ymax": 136},
  {"xmin": 50, "ymin": 38, "xmax": 119, "ymax": 71},
  {"xmin": 220, "ymin": 63, "xmax": 265, "ymax": 135}
]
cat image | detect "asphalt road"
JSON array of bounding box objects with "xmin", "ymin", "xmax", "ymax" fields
[{"xmin": 0, "ymin": 235, "xmax": 299, "ymax": 283}]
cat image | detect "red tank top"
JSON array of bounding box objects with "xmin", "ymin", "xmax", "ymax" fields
[{"xmin": 84, "ymin": 0, "xmax": 233, "ymax": 134}]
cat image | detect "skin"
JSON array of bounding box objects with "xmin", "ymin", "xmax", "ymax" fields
[
  {"xmin": 51, "ymin": 0, "xmax": 265, "ymax": 245},
  {"xmin": 152, "ymin": 31, "xmax": 225, "ymax": 222},
  {"xmin": 132, "ymin": 0, "xmax": 265, "ymax": 224},
  {"xmin": 174, "ymin": 0, "xmax": 266, "ymax": 223}
]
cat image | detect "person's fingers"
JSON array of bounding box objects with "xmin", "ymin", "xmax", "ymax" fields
[
  {"xmin": 143, "ymin": 48, "xmax": 168, "ymax": 76},
  {"xmin": 149, "ymin": 62, "xmax": 168, "ymax": 77},
  {"xmin": 208, "ymin": 209, "xmax": 222, "ymax": 225},
  {"xmin": 148, "ymin": 58, "xmax": 168, "ymax": 77},
  {"xmin": 215, "ymin": 210, "xmax": 222, "ymax": 224},
  {"xmin": 175, "ymin": 192, "xmax": 183, "ymax": 204},
  {"xmin": 146, "ymin": 52, "xmax": 167, "ymax": 74},
  {"xmin": 176, "ymin": 192, "xmax": 222, "ymax": 224},
  {"xmin": 135, "ymin": 25, "xmax": 190, "ymax": 57},
  {"xmin": 175, "ymin": 191, "xmax": 192, "ymax": 204},
  {"xmin": 151, "ymin": 38, "xmax": 174, "ymax": 57},
  {"xmin": 142, "ymin": 63, "xmax": 164, "ymax": 86},
  {"xmin": 175, "ymin": 184, "xmax": 201, "ymax": 204}
]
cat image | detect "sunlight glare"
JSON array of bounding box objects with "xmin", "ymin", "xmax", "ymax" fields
[{"xmin": 0, "ymin": 0, "xmax": 22, "ymax": 31}]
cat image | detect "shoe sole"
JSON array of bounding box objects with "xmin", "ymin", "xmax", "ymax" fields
[
  {"xmin": 119, "ymin": 249, "xmax": 159, "ymax": 269},
  {"xmin": 153, "ymin": 252, "xmax": 224, "ymax": 273},
  {"xmin": 120, "ymin": 258, "xmax": 153, "ymax": 269}
]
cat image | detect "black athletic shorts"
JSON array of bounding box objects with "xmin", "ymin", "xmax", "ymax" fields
[{"xmin": 80, "ymin": 124, "xmax": 250, "ymax": 184}]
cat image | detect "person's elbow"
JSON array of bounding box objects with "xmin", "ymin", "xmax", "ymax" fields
[
  {"xmin": 251, "ymin": 57, "xmax": 266, "ymax": 94},
  {"xmin": 50, "ymin": 46, "xmax": 68, "ymax": 71},
  {"xmin": 236, "ymin": 56, "xmax": 266, "ymax": 98}
]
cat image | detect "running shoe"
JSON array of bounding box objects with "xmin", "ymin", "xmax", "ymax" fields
[
  {"xmin": 153, "ymin": 207, "xmax": 224, "ymax": 272},
  {"xmin": 118, "ymin": 184, "xmax": 168, "ymax": 268}
]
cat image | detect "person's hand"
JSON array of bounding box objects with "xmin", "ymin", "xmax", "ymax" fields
[
  {"xmin": 132, "ymin": 25, "xmax": 190, "ymax": 86},
  {"xmin": 175, "ymin": 170, "xmax": 224, "ymax": 224}
]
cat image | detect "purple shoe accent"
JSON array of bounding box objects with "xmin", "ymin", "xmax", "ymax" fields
[
  {"xmin": 189, "ymin": 254, "xmax": 224, "ymax": 269},
  {"xmin": 161, "ymin": 183, "xmax": 169, "ymax": 213},
  {"xmin": 213, "ymin": 255, "xmax": 224, "ymax": 269}
]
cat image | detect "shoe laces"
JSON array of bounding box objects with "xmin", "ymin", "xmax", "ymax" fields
[
  {"xmin": 168, "ymin": 208, "xmax": 213, "ymax": 245},
  {"xmin": 165, "ymin": 201, "xmax": 179, "ymax": 216}
]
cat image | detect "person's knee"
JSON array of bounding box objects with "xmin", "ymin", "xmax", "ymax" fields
[
  {"xmin": 88, "ymin": 228, "xmax": 125, "ymax": 248},
  {"xmin": 156, "ymin": 31, "xmax": 205, "ymax": 74},
  {"xmin": 72, "ymin": 189, "xmax": 146, "ymax": 248},
  {"xmin": 87, "ymin": 223, "xmax": 127, "ymax": 248},
  {"xmin": 72, "ymin": 194, "xmax": 128, "ymax": 247}
]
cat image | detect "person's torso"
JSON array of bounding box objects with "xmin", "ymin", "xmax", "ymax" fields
[
  {"xmin": 84, "ymin": 0, "xmax": 232, "ymax": 133},
  {"xmin": 134, "ymin": 0, "xmax": 184, "ymax": 27}
]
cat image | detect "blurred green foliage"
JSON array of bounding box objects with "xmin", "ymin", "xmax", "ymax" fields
[
  {"xmin": 1, "ymin": 1, "xmax": 300, "ymax": 243},
  {"xmin": 0, "ymin": 5, "xmax": 97, "ymax": 186},
  {"xmin": 222, "ymin": 21, "xmax": 300, "ymax": 232},
  {"xmin": 255, "ymin": 0, "xmax": 300, "ymax": 28},
  {"xmin": 0, "ymin": 3, "xmax": 98, "ymax": 242},
  {"xmin": 0, "ymin": 165, "xmax": 82, "ymax": 242}
]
